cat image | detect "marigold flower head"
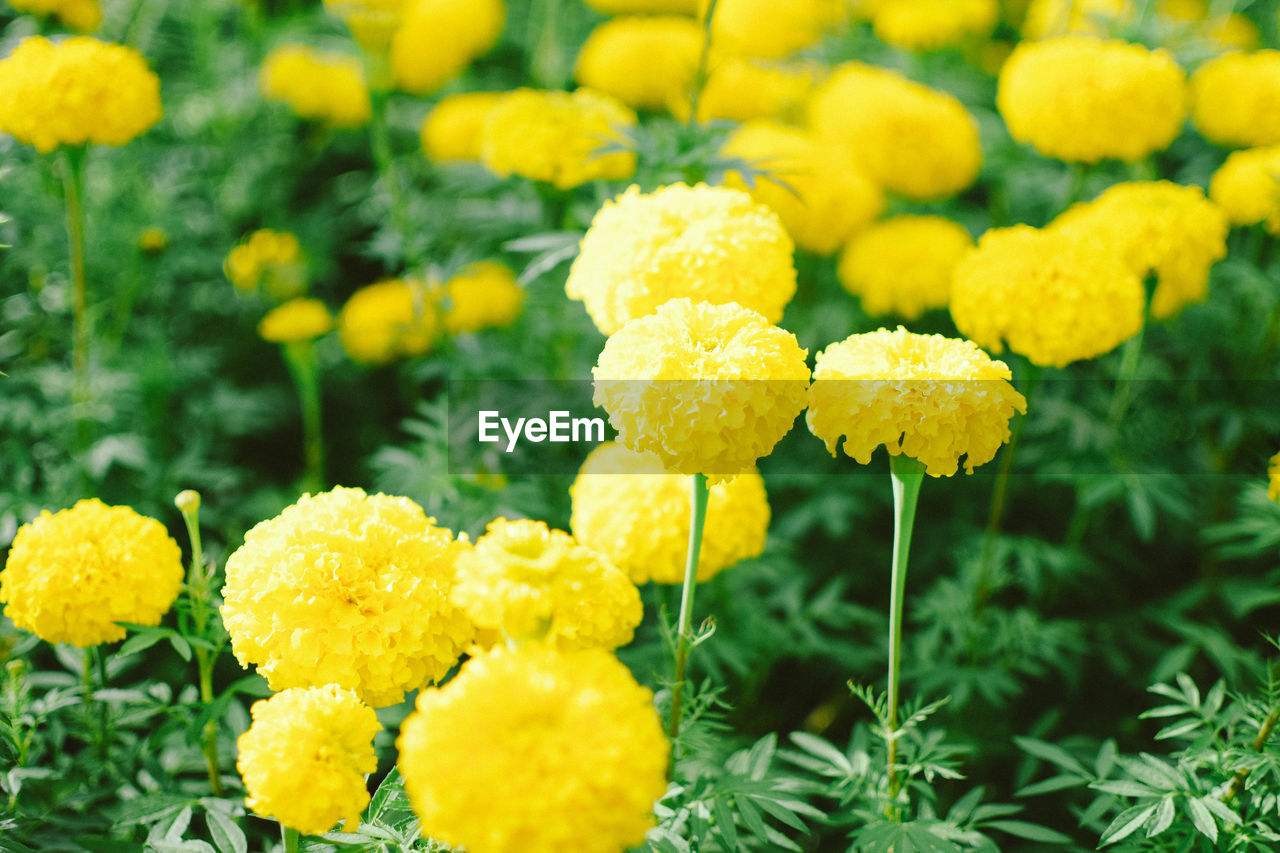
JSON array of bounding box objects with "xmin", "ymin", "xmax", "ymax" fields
[
  {"xmin": 722, "ymin": 120, "xmax": 883, "ymax": 255},
  {"xmin": 398, "ymin": 644, "xmax": 669, "ymax": 853},
  {"xmin": 479, "ymin": 88, "xmax": 636, "ymax": 190},
  {"xmin": 0, "ymin": 499, "xmax": 183, "ymax": 647},
  {"xmin": 575, "ymin": 16, "xmax": 703, "ymax": 112},
  {"xmin": 420, "ymin": 92, "xmax": 503, "ymax": 162},
  {"xmin": 570, "ymin": 442, "xmax": 769, "ymax": 584},
  {"xmin": 0, "ymin": 36, "xmax": 161, "ymax": 153},
  {"xmin": 997, "ymin": 36, "xmax": 1187, "ymax": 163},
  {"xmin": 453, "ymin": 518, "xmax": 641, "ymax": 649},
  {"xmin": 865, "ymin": 0, "xmax": 998, "ymax": 51},
  {"xmin": 838, "ymin": 215, "xmax": 973, "ymax": 320},
  {"xmin": 236, "ymin": 685, "xmax": 379, "ymax": 835},
  {"xmin": 583, "ymin": 0, "xmax": 696, "ymax": 12},
  {"xmin": 566, "ymin": 183, "xmax": 797, "ymax": 335},
  {"xmin": 220, "ymin": 487, "xmax": 473, "ymax": 707},
  {"xmin": 338, "ymin": 278, "xmax": 438, "ymax": 365},
  {"xmin": 439, "ymin": 261, "xmax": 523, "ymax": 334},
  {"xmin": 593, "ymin": 298, "xmax": 810, "ymax": 480},
  {"xmin": 1269, "ymin": 451, "xmax": 1280, "ymax": 502},
  {"xmin": 951, "ymin": 225, "xmax": 1144, "ymax": 368},
  {"xmin": 1209, "ymin": 146, "xmax": 1280, "ymax": 235},
  {"xmin": 708, "ymin": 0, "xmax": 844, "ymax": 59},
  {"xmin": 1190, "ymin": 51, "xmax": 1280, "ymax": 149},
  {"xmin": 391, "ymin": 0, "xmax": 504, "ymax": 95},
  {"xmin": 1022, "ymin": 0, "xmax": 1131, "ymax": 38},
  {"xmin": 224, "ymin": 229, "xmax": 307, "ymax": 299},
  {"xmin": 7, "ymin": 0, "xmax": 101, "ymax": 31},
  {"xmin": 1050, "ymin": 180, "xmax": 1228, "ymax": 318},
  {"xmin": 258, "ymin": 298, "xmax": 333, "ymax": 344},
  {"xmin": 259, "ymin": 45, "xmax": 371, "ymax": 128},
  {"xmin": 807, "ymin": 328, "xmax": 1026, "ymax": 477},
  {"xmin": 672, "ymin": 57, "xmax": 818, "ymax": 124},
  {"xmin": 324, "ymin": 0, "xmax": 409, "ymax": 47},
  {"xmin": 808, "ymin": 62, "xmax": 983, "ymax": 201}
]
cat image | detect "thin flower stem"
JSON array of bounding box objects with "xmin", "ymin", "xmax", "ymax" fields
[
  {"xmin": 365, "ymin": 50, "xmax": 415, "ymax": 267},
  {"xmin": 667, "ymin": 473, "xmax": 710, "ymax": 745},
  {"xmin": 886, "ymin": 455, "xmax": 925, "ymax": 813},
  {"xmin": 82, "ymin": 646, "xmax": 110, "ymax": 761},
  {"xmin": 686, "ymin": 0, "xmax": 720, "ymax": 127},
  {"xmin": 1223, "ymin": 671, "xmax": 1280, "ymax": 804},
  {"xmin": 281, "ymin": 825, "xmax": 300, "ymax": 853},
  {"xmin": 1108, "ymin": 276, "xmax": 1156, "ymax": 431},
  {"xmin": 177, "ymin": 493, "xmax": 224, "ymax": 797},
  {"xmin": 61, "ymin": 146, "xmax": 91, "ymax": 458},
  {"xmin": 282, "ymin": 341, "xmax": 325, "ymax": 493}
]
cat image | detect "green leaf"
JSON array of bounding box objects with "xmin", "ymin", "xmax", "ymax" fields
[
  {"xmin": 985, "ymin": 820, "xmax": 1072, "ymax": 844},
  {"xmin": 1145, "ymin": 798, "xmax": 1175, "ymax": 838},
  {"xmin": 1016, "ymin": 774, "xmax": 1086, "ymax": 798},
  {"xmin": 118, "ymin": 630, "xmax": 166, "ymax": 658},
  {"xmin": 1013, "ymin": 737, "xmax": 1089, "ymax": 776},
  {"xmin": 713, "ymin": 795, "xmax": 739, "ymax": 851},
  {"xmin": 205, "ymin": 809, "xmax": 247, "ymax": 853},
  {"xmin": 112, "ymin": 793, "xmax": 196, "ymax": 827},
  {"xmin": 1183, "ymin": 797, "xmax": 1218, "ymax": 842},
  {"xmin": 1091, "ymin": 780, "xmax": 1160, "ymax": 798},
  {"xmin": 1099, "ymin": 803, "xmax": 1159, "ymax": 846},
  {"xmin": 168, "ymin": 634, "xmax": 193, "ymax": 663},
  {"xmin": 1199, "ymin": 796, "xmax": 1241, "ymax": 826}
]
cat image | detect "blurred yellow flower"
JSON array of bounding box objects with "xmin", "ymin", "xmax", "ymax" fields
[
  {"xmin": 1157, "ymin": 0, "xmax": 1259, "ymax": 53},
  {"xmin": 324, "ymin": 0, "xmax": 409, "ymax": 47},
  {"xmin": 575, "ymin": 16, "xmax": 702, "ymax": 112},
  {"xmin": 398, "ymin": 644, "xmax": 669, "ymax": 853},
  {"xmin": 419, "ymin": 91, "xmax": 503, "ymax": 162},
  {"xmin": 865, "ymin": 0, "xmax": 998, "ymax": 52},
  {"xmin": 7, "ymin": 0, "xmax": 100, "ymax": 31},
  {"xmin": 1191, "ymin": 51, "xmax": 1280, "ymax": 149},
  {"xmin": 259, "ymin": 44, "xmax": 371, "ymax": 128},
  {"xmin": 479, "ymin": 88, "xmax": 636, "ymax": 190},
  {"xmin": 722, "ymin": 120, "xmax": 883, "ymax": 255},
  {"xmin": 807, "ymin": 328, "xmax": 1026, "ymax": 477},
  {"xmin": 566, "ymin": 183, "xmax": 796, "ymax": 334},
  {"xmin": 138, "ymin": 227, "xmax": 168, "ymax": 254},
  {"xmin": 583, "ymin": 0, "xmax": 696, "ymax": 11},
  {"xmin": 1269, "ymin": 452, "xmax": 1280, "ymax": 502},
  {"xmin": 1022, "ymin": 0, "xmax": 1131, "ymax": 38},
  {"xmin": 439, "ymin": 261, "xmax": 523, "ymax": 334},
  {"xmin": 338, "ymin": 278, "xmax": 438, "ymax": 365},
  {"xmin": 0, "ymin": 36, "xmax": 161, "ymax": 153},
  {"xmin": 708, "ymin": 0, "xmax": 844, "ymax": 59},
  {"xmin": 237, "ymin": 685, "xmax": 380, "ymax": 835},
  {"xmin": 838, "ymin": 215, "xmax": 973, "ymax": 320},
  {"xmin": 570, "ymin": 442, "xmax": 770, "ymax": 584},
  {"xmin": 672, "ymin": 57, "xmax": 819, "ymax": 124},
  {"xmin": 809, "ymin": 62, "xmax": 982, "ymax": 201},
  {"xmin": 258, "ymin": 298, "xmax": 333, "ymax": 344},
  {"xmin": 1209, "ymin": 146, "xmax": 1280, "ymax": 235},
  {"xmin": 224, "ymin": 229, "xmax": 307, "ymax": 299},
  {"xmin": 391, "ymin": 0, "xmax": 504, "ymax": 95}
]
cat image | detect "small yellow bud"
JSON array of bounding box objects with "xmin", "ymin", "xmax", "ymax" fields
[
  {"xmin": 138, "ymin": 227, "xmax": 168, "ymax": 254},
  {"xmin": 174, "ymin": 490, "xmax": 202, "ymax": 515}
]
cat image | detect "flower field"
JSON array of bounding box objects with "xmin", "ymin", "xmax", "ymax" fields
[{"xmin": 3, "ymin": 0, "xmax": 1280, "ymax": 851}]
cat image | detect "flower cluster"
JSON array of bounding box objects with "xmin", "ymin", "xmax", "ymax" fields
[
  {"xmin": 259, "ymin": 45, "xmax": 371, "ymax": 128},
  {"xmin": 575, "ymin": 16, "xmax": 702, "ymax": 112},
  {"xmin": 224, "ymin": 229, "xmax": 307, "ymax": 298},
  {"xmin": 420, "ymin": 92, "xmax": 503, "ymax": 162},
  {"xmin": 257, "ymin": 298, "xmax": 334, "ymax": 344},
  {"xmin": 837, "ymin": 215, "xmax": 973, "ymax": 320},
  {"xmin": 7, "ymin": 0, "xmax": 101, "ymax": 31},
  {"xmin": 390, "ymin": 0, "xmax": 505, "ymax": 94},
  {"xmin": 1209, "ymin": 146, "xmax": 1280, "ymax": 235},
  {"xmin": 1190, "ymin": 51, "xmax": 1280, "ymax": 150},
  {"xmin": 860, "ymin": 0, "xmax": 998, "ymax": 52}
]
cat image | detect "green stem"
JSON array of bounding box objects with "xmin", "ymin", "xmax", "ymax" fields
[
  {"xmin": 176, "ymin": 493, "xmax": 224, "ymax": 797},
  {"xmin": 686, "ymin": 0, "xmax": 720, "ymax": 127},
  {"xmin": 886, "ymin": 455, "xmax": 926, "ymax": 812},
  {"xmin": 1061, "ymin": 162, "xmax": 1088, "ymax": 212},
  {"xmin": 82, "ymin": 646, "xmax": 109, "ymax": 762},
  {"xmin": 366, "ymin": 57, "xmax": 414, "ymax": 268},
  {"xmin": 667, "ymin": 473, "xmax": 710, "ymax": 745},
  {"xmin": 1108, "ymin": 277, "xmax": 1155, "ymax": 431},
  {"xmin": 282, "ymin": 341, "xmax": 324, "ymax": 492},
  {"xmin": 61, "ymin": 146, "xmax": 91, "ymax": 457},
  {"xmin": 1223, "ymin": 692, "xmax": 1280, "ymax": 803},
  {"xmin": 281, "ymin": 825, "xmax": 300, "ymax": 853}
]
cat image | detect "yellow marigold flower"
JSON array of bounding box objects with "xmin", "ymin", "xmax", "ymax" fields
[
  {"xmin": 0, "ymin": 499, "xmax": 183, "ymax": 647},
  {"xmin": 220, "ymin": 487, "xmax": 473, "ymax": 707},
  {"xmin": 566, "ymin": 183, "xmax": 796, "ymax": 334},
  {"xmin": 324, "ymin": 0, "xmax": 409, "ymax": 47},
  {"xmin": 584, "ymin": 0, "xmax": 696, "ymax": 11},
  {"xmin": 259, "ymin": 44, "xmax": 371, "ymax": 128},
  {"xmin": 1158, "ymin": 0, "xmax": 1259, "ymax": 52},
  {"xmin": 398, "ymin": 644, "xmax": 669, "ymax": 853},
  {"xmin": 224, "ymin": 229, "xmax": 307, "ymax": 299},
  {"xmin": 138, "ymin": 227, "xmax": 168, "ymax": 254},
  {"xmin": 439, "ymin": 261, "xmax": 523, "ymax": 335},
  {"xmin": 1269, "ymin": 451, "xmax": 1280, "ymax": 502},
  {"xmin": 479, "ymin": 88, "xmax": 637, "ymax": 190},
  {"xmin": 672, "ymin": 57, "xmax": 818, "ymax": 124},
  {"xmin": 838, "ymin": 215, "xmax": 973, "ymax": 320},
  {"xmin": 1022, "ymin": 0, "xmax": 1132, "ymax": 38},
  {"xmin": 593, "ymin": 298, "xmax": 810, "ymax": 480},
  {"xmin": 1050, "ymin": 181, "xmax": 1228, "ymax": 319},
  {"xmin": 1190, "ymin": 51, "xmax": 1280, "ymax": 149},
  {"xmin": 997, "ymin": 36, "xmax": 1187, "ymax": 163},
  {"xmin": 258, "ymin": 298, "xmax": 333, "ymax": 344},
  {"xmin": 1208, "ymin": 146, "xmax": 1280, "ymax": 235},
  {"xmin": 808, "ymin": 62, "xmax": 982, "ymax": 201},
  {"xmin": 951, "ymin": 225, "xmax": 1144, "ymax": 368},
  {"xmin": 807, "ymin": 328, "xmax": 1026, "ymax": 477},
  {"xmin": 0, "ymin": 36, "xmax": 161, "ymax": 154},
  {"xmin": 391, "ymin": 0, "xmax": 504, "ymax": 95},
  {"xmin": 866, "ymin": 0, "xmax": 998, "ymax": 51},
  {"xmin": 575, "ymin": 16, "xmax": 702, "ymax": 112},
  {"xmin": 236, "ymin": 685, "xmax": 380, "ymax": 836},
  {"xmin": 338, "ymin": 278, "xmax": 438, "ymax": 365},
  {"xmin": 708, "ymin": 0, "xmax": 844, "ymax": 59},
  {"xmin": 420, "ymin": 91, "xmax": 503, "ymax": 162},
  {"xmin": 570, "ymin": 442, "xmax": 769, "ymax": 584},
  {"xmin": 7, "ymin": 0, "xmax": 100, "ymax": 31},
  {"xmin": 453, "ymin": 518, "xmax": 642, "ymax": 649},
  {"xmin": 722, "ymin": 120, "xmax": 883, "ymax": 255}
]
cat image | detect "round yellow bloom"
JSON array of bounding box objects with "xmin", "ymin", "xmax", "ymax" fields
[
  {"xmin": 593, "ymin": 298, "xmax": 810, "ymax": 480},
  {"xmin": 570, "ymin": 442, "xmax": 769, "ymax": 584},
  {"xmin": 0, "ymin": 36, "xmax": 161, "ymax": 154},
  {"xmin": 439, "ymin": 261, "xmax": 523, "ymax": 334},
  {"xmin": 1190, "ymin": 51, "xmax": 1280, "ymax": 149},
  {"xmin": 338, "ymin": 278, "xmax": 438, "ymax": 365},
  {"xmin": 838, "ymin": 215, "xmax": 973, "ymax": 320},
  {"xmin": 236, "ymin": 685, "xmax": 379, "ymax": 836},
  {"xmin": 566, "ymin": 183, "xmax": 796, "ymax": 335},
  {"xmin": 1050, "ymin": 181, "xmax": 1228, "ymax": 319},
  {"xmin": 584, "ymin": 0, "xmax": 696, "ymax": 11},
  {"xmin": 324, "ymin": 0, "xmax": 409, "ymax": 47},
  {"xmin": 138, "ymin": 227, "xmax": 168, "ymax": 254},
  {"xmin": 258, "ymin": 298, "xmax": 333, "ymax": 344},
  {"xmin": 398, "ymin": 644, "xmax": 669, "ymax": 853},
  {"xmin": 420, "ymin": 91, "xmax": 503, "ymax": 162},
  {"xmin": 997, "ymin": 36, "xmax": 1187, "ymax": 163},
  {"xmin": 807, "ymin": 328, "xmax": 1026, "ymax": 477},
  {"xmin": 224, "ymin": 229, "xmax": 307, "ymax": 299},
  {"xmin": 1022, "ymin": 0, "xmax": 1131, "ymax": 38},
  {"xmin": 708, "ymin": 0, "xmax": 844, "ymax": 59},
  {"xmin": 0, "ymin": 500, "xmax": 183, "ymax": 647},
  {"xmin": 453, "ymin": 518, "xmax": 642, "ymax": 649},
  {"xmin": 575, "ymin": 16, "xmax": 702, "ymax": 112},
  {"xmin": 951, "ymin": 225, "xmax": 1144, "ymax": 368},
  {"xmin": 391, "ymin": 0, "xmax": 504, "ymax": 95},
  {"xmin": 1209, "ymin": 146, "xmax": 1280, "ymax": 235},
  {"xmin": 809, "ymin": 62, "xmax": 982, "ymax": 201},
  {"xmin": 1269, "ymin": 451, "xmax": 1280, "ymax": 502},
  {"xmin": 479, "ymin": 88, "xmax": 636, "ymax": 190},
  {"xmin": 259, "ymin": 45, "xmax": 371, "ymax": 128},
  {"xmin": 673, "ymin": 57, "xmax": 819, "ymax": 124},
  {"xmin": 722, "ymin": 120, "xmax": 883, "ymax": 255},
  {"xmin": 7, "ymin": 0, "xmax": 101, "ymax": 31},
  {"xmin": 220, "ymin": 487, "xmax": 473, "ymax": 707},
  {"xmin": 867, "ymin": 0, "xmax": 998, "ymax": 51}
]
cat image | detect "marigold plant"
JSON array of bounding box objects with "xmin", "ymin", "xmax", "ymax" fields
[
  {"xmin": 338, "ymin": 278, "xmax": 438, "ymax": 365},
  {"xmin": 257, "ymin": 298, "xmax": 333, "ymax": 344},
  {"xmin": 439, "ymin": 261, "xmax": 524, "ymax": 335},
  {"xmin": 1208, "ymin": 146, "xmax": 1280, "ymax": 235},
  {"xmin": 390, "ymin": 0, "xmax": 505, "ymax": 95},
  {"xmin": 1190, "ymin": 51, "xmax": 1280, "ymax": 150},
  {"xmin": 419, "ymin": 92, "xmax": 504, "ymax": 162},
  {"xmin": 575, "ymin": 16, "xmax": 702, "ymax": 112},
  {"xmin": 224, "ymin": 229, "xmax": 307, "ymax": 298},
  {"xmin": 7, "ymin": 0, "xmax": 101, "ymax": 31},
  {"xmin": 863, "ymin": 0, "xmax": 998, "ymax": 52},
  {"xmin": 837, "ymin": 215, "xmax": 973, "ymax": 320},
  {"xmin": 259, "ymin": 45, "xmax": 371, "ymax": 128}
]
